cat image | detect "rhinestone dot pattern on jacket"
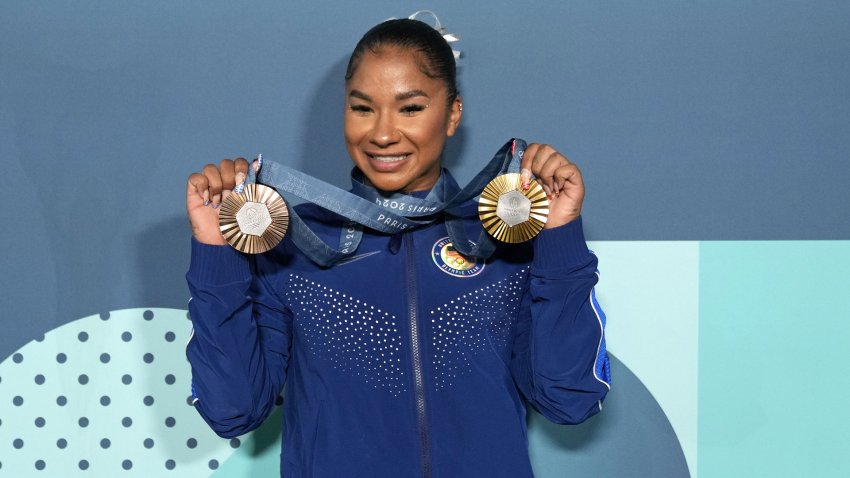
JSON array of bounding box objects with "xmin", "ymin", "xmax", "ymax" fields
[
  {"xmin": 429, "ymin": 269, "xmax": 528, "ymax": 390},
  {"xmin": 286, "ymin": 274, "xmax": 407, "ymax": 396}
]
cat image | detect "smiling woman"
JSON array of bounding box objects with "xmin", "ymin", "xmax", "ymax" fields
[
  {"xmin": 184, "ymin": 17, "xmax": 610, "ymax": 478},
  {"xmin": 343, "ymin": 20, "xmax": 463, "ymax": 193},
  {"xmin": 344, "ymin": 46, "xmax": 463, "ymax": 193}
]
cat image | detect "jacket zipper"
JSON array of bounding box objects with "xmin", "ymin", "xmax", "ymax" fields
[{"xmin": 405, "ymin": 233, "xmax": 432, "ymax": 478}]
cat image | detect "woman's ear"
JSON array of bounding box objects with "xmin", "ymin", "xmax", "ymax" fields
[{"xmin": 446, "ymin": 95, "xmax": 463, "ymax": 137}]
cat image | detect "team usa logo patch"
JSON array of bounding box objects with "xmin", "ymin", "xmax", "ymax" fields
[{"xmin": 431, "ymin": 237, "xmax": 485, "ymax": 278}]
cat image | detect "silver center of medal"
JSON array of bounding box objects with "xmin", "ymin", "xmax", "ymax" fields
[
  {"xmin": 495, "ymin": 190, "xmax": 531, "ymax": 227},
  {"xmin": 236, "ymin": 201, "xmax": 272, "ymax": 236}
]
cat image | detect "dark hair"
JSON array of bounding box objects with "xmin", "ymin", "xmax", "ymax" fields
[{"xmin": 345, "ymin": 18, "xmax": 458, "ymax": 104}]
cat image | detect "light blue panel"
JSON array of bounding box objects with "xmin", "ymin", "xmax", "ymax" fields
[
  {"xmin": 699, "ymin": 242, "xmax": 850, "ymax": 477},
  {"xmin": 588, "ymin": 241, "xmax": 700, "ymax": 476}
]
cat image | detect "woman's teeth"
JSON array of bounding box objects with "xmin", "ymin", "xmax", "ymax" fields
[{"xmin": 371, "ymin": 154, "xmax": 408, "ymax": 162}]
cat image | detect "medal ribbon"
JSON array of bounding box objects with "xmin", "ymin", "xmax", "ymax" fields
[{"xmin": 240, "ymin": 138, "xmax": 526, "ymax": 267}]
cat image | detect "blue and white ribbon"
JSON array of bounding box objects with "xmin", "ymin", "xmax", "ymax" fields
[{"xmin": 239, "ymin": 139, "xmax": 526, "ymax": 267}]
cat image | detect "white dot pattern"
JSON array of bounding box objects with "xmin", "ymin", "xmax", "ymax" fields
[
  {"xmin": 429, "ymin": 269, "xmax": 528, "ymax": 390},
  {"xmin": 285, "ymin": 274, "xmax": 407, "ymax": 396},
  {"xmin": 0, "ymin": 308, "xmax": 240, "ymax": 475}
]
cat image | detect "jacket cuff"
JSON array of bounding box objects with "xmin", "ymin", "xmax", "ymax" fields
[
  {"xmin": 532, "ymin": 216, "xmax": 591, "ymax": 270},
  {"xmin": 188, "ymin": 238, "xmax": 251, "ymax": 284}
]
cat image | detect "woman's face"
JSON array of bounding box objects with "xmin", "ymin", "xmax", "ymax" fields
[{"xmin": 344, "ymin": 46, "xmax": 462, "ymax": 193}]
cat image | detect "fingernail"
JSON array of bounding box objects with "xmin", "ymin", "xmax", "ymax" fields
[
  {"xmin": 213, "ymin": 203, "xmax": 220, "ymax": 209},
  {"xmin": 203, "ymin": 200, "xmax": 210, "ymax": 206},
  {"xmin": 212, "ymin": 194, "xmax": 221, "ymax": 207},
  {"xmin": 203, "ymin": 190, "xmax": 210, "ymax": 205},
  {"xmin": 520, "ymin": 168, "xmax": 531, "ymax": 190},
  {"xmin": 235, "ymin": 172, "xmax": 246, "ymax": 185}
]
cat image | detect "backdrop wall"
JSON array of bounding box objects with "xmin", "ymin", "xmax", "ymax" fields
[{"xmin": 2, "ymin": 1, "xmax": 849, "ymax": 477}]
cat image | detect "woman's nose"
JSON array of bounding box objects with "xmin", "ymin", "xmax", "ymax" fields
[{"xmin": 370, "ymin": 114, "xmax": 399, "ymax": 147}]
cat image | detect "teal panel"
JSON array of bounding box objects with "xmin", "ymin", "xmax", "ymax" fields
[
  {"xmin": 211, "ymin": 408, "xmax": 282, "ymax": 477},
  {"xmin": 699, "ymin": 242, "xmax": 850, "ymax": 477}
]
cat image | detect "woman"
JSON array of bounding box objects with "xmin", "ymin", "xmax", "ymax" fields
[{"xmin": 185, "ymin": 18, "xmax": 610, "ymax": 478}]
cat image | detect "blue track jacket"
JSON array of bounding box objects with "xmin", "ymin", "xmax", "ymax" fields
[{"xmin": 186, "ymin": 185, "xmax": 611, "ymax": 478}]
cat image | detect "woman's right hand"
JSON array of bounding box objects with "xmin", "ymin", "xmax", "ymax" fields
[{"xmin": 186, "ymin": 158, "xmax": 251, "ymax": 245}]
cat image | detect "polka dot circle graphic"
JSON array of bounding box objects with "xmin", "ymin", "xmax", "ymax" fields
[{"xmin": 0, "ymin": 308, "xmax": 242, "ymax": 475}]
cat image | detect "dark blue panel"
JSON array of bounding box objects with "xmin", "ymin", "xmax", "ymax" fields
[{"xmin": 1, "ymin": 0, "xmax": 848, "ymax": 357}]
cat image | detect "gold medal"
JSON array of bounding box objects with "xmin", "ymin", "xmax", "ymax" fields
[
  {"xmin": 219, "ymin": 184, "xmax": 289, "ymax": 254},
  {"xmin": 478, "ymin": 173, "xmax": 549, "ymax": 243}
]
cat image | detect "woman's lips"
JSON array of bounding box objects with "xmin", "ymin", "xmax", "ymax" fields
[{"xmin": 367, "ymin": 153, "xmax": 411, "ymax": 171}]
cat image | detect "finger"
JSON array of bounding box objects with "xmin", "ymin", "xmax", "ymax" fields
[
  {"xmin": 219, "ymin": 159, "xmax": 236, "ymax": 190},
  {"xmin": 203, "ymin": 163, "xmax": 224, "ymax": 207},
  {"xmin": 538, "ymin": 151, "xmax": 567, "ymax": 196},
  {"xmin": 520, "ymin": 167, "xmax": 533, "ymax": 190},
  {"xmin": 526, "ymin": 144, "xmax": 558, "ymax": 194},
  {"xmin": 520, "ymin": 143, "xmax": 541, "ymax": 190},
  {"xmin": 187, "ymin": 173, "xmax": 211, "ymax": 206},
  {"xmin": 540, "ymin": 181, "xmax": 552, "ymax": 198},
  {"xmin": 555, "ymin": 163, "xmax": 583, "ymax": 196},
  {"xmin": 234, "ymin": 157, "xmax": 250, "ymax": 186},
  {"xmin": 556, "ymin": 162, "xmax": 579, "ymax": 184},
  {"xmin": 218, "ymin": 159, "xmax": 238, "ymax": 208}
]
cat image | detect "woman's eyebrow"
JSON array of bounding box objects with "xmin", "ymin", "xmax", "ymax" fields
[
  {"xmin": 349, "ymin": 90, "xmax": 371, "ymax": 102},
  {"xmin": 348, "ymin": 89, "xmax": 430, "ymax": 102},
  {"xmin": 395, "ymin": 89, "xmax": 429, "ymax": 101}
]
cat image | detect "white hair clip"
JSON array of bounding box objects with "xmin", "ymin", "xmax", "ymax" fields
[{"xmin": 386, "ymin": 10, "xmax": 462, "ymax": 61}]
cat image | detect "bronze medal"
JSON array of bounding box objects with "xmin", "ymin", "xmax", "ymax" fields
[
  {"xmin": 219, "ymin": 184, "xmax": 289, "ymax": 254},
  {"xmin": 478, "ymin": 173, "xmax": 549, "ymax": 243}
]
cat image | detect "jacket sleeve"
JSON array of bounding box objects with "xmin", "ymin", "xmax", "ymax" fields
[
  {"xmin": 185, "ymin": 238, "xmax": 292, "ymax": 438},
  {"xmin": 510, "ymin": 217, "xmax": 611, "ymax": 425}
]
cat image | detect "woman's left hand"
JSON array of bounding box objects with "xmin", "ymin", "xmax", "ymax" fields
[{"xmin": 520, "ymin": 143, "xmax": 585, "ymax": 229}]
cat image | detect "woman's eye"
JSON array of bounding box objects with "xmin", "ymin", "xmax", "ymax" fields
[
  {"xmin": 400, "ymin": 104, "xmax": 427, "ymax": 115},
  {"xmin": 349, "ymin": 104, "xmax": 372, "ymax": 115}
]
